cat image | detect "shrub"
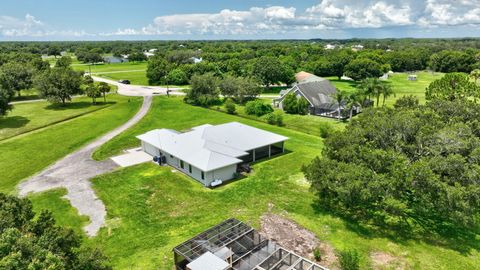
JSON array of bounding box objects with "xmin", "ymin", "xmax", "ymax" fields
[
  {"xmin": 394, "ymin": 95, "xmax": 419, "ymax": 109},
  {"xmin": 263, "ymin": 110, "xmax": 284, "ymax": 126},
  {"xmin": 313, "ymin": 247, "xmax": 322, "ymax": 262},
  {"xmin": 245, "ymin": 99, "xmax": 273, "ymax": 117},
  {"xmin": 319, "ymin": 122, "xmax": 334, "ymax": 138},
  {"xmin": 338, "ymin": 249, "xmax": 360, "ymax": 270},
  {"xmin": 224, "ymin": 99, "xmax": 236, "ymax": 114}
]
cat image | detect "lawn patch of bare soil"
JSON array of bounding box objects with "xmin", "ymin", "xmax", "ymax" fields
[
  {"xmin": 370, "ymin": 251, "xmax": 407, "ymax": 270},
  {"xmin": 259, "ymin": 213, "xmax": 339, "ymax": 269}
]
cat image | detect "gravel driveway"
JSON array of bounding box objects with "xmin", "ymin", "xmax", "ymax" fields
[{"xmin": 18, "ymin": 88, "xmax": 152, "ymax": 236}]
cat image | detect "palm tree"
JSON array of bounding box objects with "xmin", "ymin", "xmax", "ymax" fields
[
  {"xmin": 345, "ymin": 92, "xmax": 362, "ymax": 121},
  {"xmin": 357, "ymin": 78, "xmax": 382, "ymax": 107},
  {"xmin": 331, "ymin": 89, "xmax": 348, "ymax": 121},
  {"xmin": 379, "ymin": 84, "xmax": 395, "ymax": 107}
]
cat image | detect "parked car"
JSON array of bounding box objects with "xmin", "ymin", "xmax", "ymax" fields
[{"xmin": 118, "ymin": 79, "xmax": 130, "ymax": 84}]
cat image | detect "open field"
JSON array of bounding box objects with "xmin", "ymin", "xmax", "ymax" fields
[
  {"xmin": 0, "ymin": 94, "xmax": 142, "ymax": 194},
  {"xmin": 83, "ymin": 97, "xmax": 480, "ymax": 269},
  {"xmin": 326, "ymin": 71, "xmax": 445, "ymax": 106},
  {"xmin": 211, "ymin": 99, "xmax": 345, "ymax": 137},
  {"xmin": 96, "ymin": 70, "xmax": 149, "ymax": 85},
  {"xmin": 72, "ymin": 61, "xmax": 148, "ymax": 74},
  {"xmin": 1, "ymin": 96, "xmax": 117, "ymax": 140}
]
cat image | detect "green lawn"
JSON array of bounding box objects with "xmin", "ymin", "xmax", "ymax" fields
[
  {"xmin": 97, "ymin": 71, "xmax": 149, "ymax": 85},
  {"xmin": 29, "ymin": 189, "xmax": 89, "ymax": 235},
  {"xmin": 1, "ymin": 96, "xmax": 117, "ymax": 141},
  {"xmin": 0, "ymin": 94, "xmax": 142, "ymax": 193},
  {"xmin": 88, "ymin": 97, "xmax": 480, "ymax": 269},
  {"xmin": 211, "ymin": 99, "xmax": 345, "ymax": 137},
  {"xmin": 72, "ymin": 61, "xmax": 148, "ymax": 73},
  {"xmin": 326, "ymin": 71, "xmax": 445, "ymax": 106}
]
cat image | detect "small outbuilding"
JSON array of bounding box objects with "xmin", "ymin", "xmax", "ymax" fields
[{"xmin": 137, "ymin": 122, "xmax": 288, "ymax": 187}]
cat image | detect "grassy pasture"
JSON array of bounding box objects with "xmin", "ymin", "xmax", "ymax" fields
[
  {"xmin": 72, "ymin": 61, "xmax": 148, "ymax": 74},
  {"xmin": 0, "ymin": 94, "xmax": 142, "ymax": 193},
  {"xmin": 1, "ymin": 96, "xmax": 116, "ymax": 141},
  {"xmin": 86, "ymin": 97, "xmax": 480, "ymax": 269}
]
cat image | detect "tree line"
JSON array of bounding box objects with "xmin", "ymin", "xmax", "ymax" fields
[{"xmin": 0, "ymin": 54, "xmax": 112, "ymax": 116}]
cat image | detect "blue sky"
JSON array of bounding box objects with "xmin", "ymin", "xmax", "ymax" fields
[{"xmin": 0, "ymin": 0, "xmax": 479, "ymax": 40}]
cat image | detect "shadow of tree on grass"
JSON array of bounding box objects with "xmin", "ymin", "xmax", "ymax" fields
[
  {"xmin": 311, "ymin": 201, "xmax": 480, "ymax": 255},
  {"xmin": 0, "ymin": 116, "xmax": 30, "ymax": 129},
  {"xmin": 45, "ymin": 101, "xmax": 116, "ymax": 111}
]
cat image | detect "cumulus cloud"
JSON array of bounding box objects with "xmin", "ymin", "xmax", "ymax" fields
[
  {"xmin": 418, "ymin": 0, "xmax": 480, "ymax": 26},
  {"xmin": 0, "ymin": 14, "xmax": 91, "ymax": 38},
  {"xmin": 133, "ymin": 6, "xmax": 298, "ymax": 36},
  {"xmin": 2, "ymin": 1, "xmax": 480, "ymax": 39}
]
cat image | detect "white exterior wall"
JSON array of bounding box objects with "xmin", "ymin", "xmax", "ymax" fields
[
  {"xmin": 142, "ymin": 142, "xmax": 160, "ymax": 156},
  {"xmin": 140, "ymin": 140, "xmax": 238, "ymax": 187}
]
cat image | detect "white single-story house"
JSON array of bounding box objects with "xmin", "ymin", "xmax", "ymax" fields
[{"xmin": 137, "ymin": 122, "xmax": 288, "ymax": 187}]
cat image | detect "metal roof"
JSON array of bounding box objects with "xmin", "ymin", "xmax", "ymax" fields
[
  {"xmin": 137, "ymin": 122, "xmax": 288, "ymax": 172},
  {"xmin": 187, "ymin": 252, "xmax": 229, "ymax": 270}
]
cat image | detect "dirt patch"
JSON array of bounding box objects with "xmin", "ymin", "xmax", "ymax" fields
[
  {"xmin": 259, "ymin": 213, "xmax": 339, "ymax": 269},
  {"xmin": 370, "ymin": 251, "xmax": 407, "ymax": 270}
]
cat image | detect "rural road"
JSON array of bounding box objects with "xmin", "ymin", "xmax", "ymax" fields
[
  {"xmin": 90, "ymin": 75, "xmax": 185, "ymax": 97},
  {"xmin": 18, "ymin": 77, "xmax": 168, "ymax": 236}
]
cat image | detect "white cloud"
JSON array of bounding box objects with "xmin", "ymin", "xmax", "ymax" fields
[
  {"xmin": 0, "ymin": 14, "xmax": 92, "ymax": 38},
  {"xmin": 419, "ymin": 0, "xmax": 480, "ymax": 26},
  {"xmin": 2, "ymin": 1, "xmax": 480, "ymax": 39}
]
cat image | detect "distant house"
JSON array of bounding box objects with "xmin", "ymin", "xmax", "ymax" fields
[
  {"xmin": 173, "ymin": 218, "xmax": 329, "ymax": 270},
  {"xmin": 103, "ymin": 56, "xmax": 128, "ymax": 64},
  {"xmin": 190, "ymin": 57, "xmax": 203, "ymax": 64},
  {"xmin": 137, "ymin": 122, "xmax": 288, "ymax": 187},
  {"xmin": 274, "ymin": 72, "xmax": 360, "ymax": 118},
  {"xmin": 324, "ymin": 44, "xmax": 336, "ymax": 50},
  {"xmin": 351, "ymin": 44, "xmax": 364, "ymax": 51}
]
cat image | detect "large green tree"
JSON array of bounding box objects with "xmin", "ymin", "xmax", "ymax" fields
[
  {"xmin": 253, "ymin": 56, "xmax": 294, "ymax": 88},
  {"xmin": 426, "ymin": 73, "xmax": 478, "ymax": 102},
  {"xmin": 146, "ymin": 56, "xmax": 170, "ymax": 85},
  {"xmin": 303, "ymin": 100, "xmax": 480, "ymax": 234},
  {"xmin": 184, "ymin": 73, "xmax": 219, "ymax": 106},
  {"xmin": 0, "ymin": 85, "xmax": 14, "ymax": 116},
  {"xmin": 35, "ymin": 67, "xmax": 83, "ymax": 105},
  {"xmin": 219, "ymin": 76, "xmax": 260, "ymax": 103},
  {"xmin": 0, "ymin": 62, "xmax": 34, "ymax": 97},
  {"xmin": 344, "ymin": 59, "xmax": 383, "ymax": 81},
  {"xmin": 0, "ymin": 193, "xmax": 111, "ymax": 270}
]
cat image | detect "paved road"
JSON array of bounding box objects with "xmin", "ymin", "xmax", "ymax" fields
[
  {"xmin": 18, "ymin": 80, "xmax": 156, "ymax": 236},
  {"xmin": 90, "ymin": 75, "xmax": 185, "ymax": 97}
]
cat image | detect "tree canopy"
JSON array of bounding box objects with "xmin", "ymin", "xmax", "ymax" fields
[
  {"xmin": 0, "ymin": 193, "xmax": 111, "ymax": 270},
  {"xmin": 344, "ymin": 58, "xmax": 383, "ymax": 81},
  {"xmin": 426, "ymin": 73, "xmax": 479, "ymax": 102},
  {"xmin": 303, "ymin": 100, "xmax": 480, "ymax": 235},
  {"xmin": 184, "ymin": 73, "xmax": 219, "ymax": 106},
  {"xmin": 35, "ymin": 66, "xmax": 83, "ymax": 105}
]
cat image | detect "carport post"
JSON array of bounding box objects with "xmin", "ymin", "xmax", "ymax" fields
[
  {"xmin": 253, "ymin": 149, "xmax": 256, "ymax": 162},
  {"xmin": 282, "ymin": 142, "xmax": 285, "ymax": 153},
  {"xmin": 268, "ymin": 145, "xmax": 271, "ymax": 157}
]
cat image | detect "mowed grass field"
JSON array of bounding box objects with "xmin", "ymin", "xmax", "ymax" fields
[
  {"xmin": 0, "ymin": 97, "xmax": 117, "ymax": 140},
  {"xmin": 0, "ymin": 94, "xmax": 143, "ymax": 193},
  {"xmin": 82, "ymin": 97, "xmax": 480, "ymax": 270},
  {"xmin": 327, "ymin": 71, "xmax": 445, "ymax": 106},
  {"xmin": 72, "ymin": 61, "xmax": 148, "ymax": 73}
]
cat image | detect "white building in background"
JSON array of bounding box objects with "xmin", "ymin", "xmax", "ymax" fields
[
  {"xmin": 137, "ymin": 122, "xmax": 288, "ymax": 187},
  {"xmin": 324, "ymin": 44, "xmax": 336, "ymax": 50},
  {"xmin": 351, "ymin": 44, "xmax": 364, "ymax": 51}
]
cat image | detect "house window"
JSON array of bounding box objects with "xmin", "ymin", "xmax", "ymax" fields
[
  {"xmin": 189, "ymin": 165, "xmax": 192, "ymax": 173},
  {"xmin": 170, "ymin": 154, "xmax": 173, "ymax": 158},
  {"xmin": 180, "ymin": 160, "xmax": 184, "ymax": 169},
  {"xmin": 201, "ymin": 171, "xmax": 205, "ymax": 180}
]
